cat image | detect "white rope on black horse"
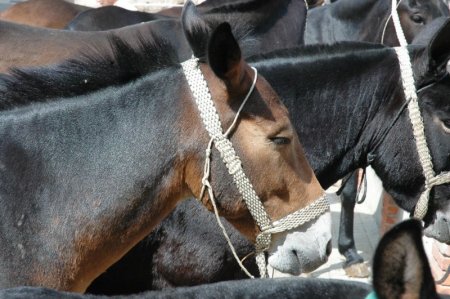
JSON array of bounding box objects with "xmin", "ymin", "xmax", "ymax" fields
[
  {"xmin": 181, "ymin": 57, "xmax": 329, "ymax": 278},
  {"xmin": 390, "ymin": 0, "xmax": 450, "ymax": 220}
]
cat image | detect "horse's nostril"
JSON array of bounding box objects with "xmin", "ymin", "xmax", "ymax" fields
[{"xmin": 326, "ymin": 240, "xmax": 332, "ymax": 256}]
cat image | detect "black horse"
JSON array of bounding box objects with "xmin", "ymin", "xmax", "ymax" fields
[
  {"xmin": 305, "ymin": 0, "xmax": 449, "ymax": 45},
  {"xmin": 305, "ymin": 0, "xmax": 450, "ymax": 275},
  {"xmin": 84, "ymin": 18, "xmax": 450, "ymax": 294},
  {"xmin": 0, "ymin": 220, "xmax": 446, "ymax": 299}
]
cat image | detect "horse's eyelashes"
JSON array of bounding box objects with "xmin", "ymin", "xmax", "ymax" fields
[
  {"xmin": 410, "ymin": 14, "xmax": 425, "ymax": 25},
  {"xmin": 270, "ymin": 137, "xmax": 291, "ymax": 145},
  {"xmin": 441, "ymin": 119, "xmax": 450, "ymax": 133}
]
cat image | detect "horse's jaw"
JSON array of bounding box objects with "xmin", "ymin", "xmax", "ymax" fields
[
  {"xmin": 266, "ymin": 210, "xmax": 332, "ymax": 276},
  {"xmin": 423, "ymin": 186, "xmax": 450, "ymax": 244}
]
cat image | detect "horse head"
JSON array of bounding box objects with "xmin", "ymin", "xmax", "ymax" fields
[
  {"xmin": 371, "ymin": 19, "xmax": 450, "ymax": 243},
  {"xmin": 383, "ymin": 0, "xmax": 450, "ymax": 45},
  {"xmin": 181, "ymin": 19, "xmax": 331, "ymax": 275}
]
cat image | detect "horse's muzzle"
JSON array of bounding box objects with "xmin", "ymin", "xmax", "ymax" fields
[{"xmin": 266, "ymin": 211, "xmax": 332, "ymax": 275}]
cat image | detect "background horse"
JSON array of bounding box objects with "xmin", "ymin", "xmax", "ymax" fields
[
  {"xmin": 85, "ymin": 18, "xmax": 450, "ymax": 294},
  {"xmin": 66, "ymin": 0, "xmax": 305, "ymax": 33},
  {"xmin": 0, "ymin": 0, "xmax": 306, "ymax": 72},
  {"xmin": 305, "ymin": 0, "xmax": 449, "ymax": 45},
  {"xmin": 0, "ymin": 0, "xmax": 88, "ymax": 29},
  {"xmin": 0, "ymin": 22, "xmax": 330, "ymax": 291},
  {"xmin": 65, "ymin": 6, "xmax": 171, "ymax": 31},
  {"xmin": 305, "ymin": 0, "xmax": 450, "ymax": 276},
  {"xmin": 0, "ymin": 220, "xmax": 443, "ymax": 298}
]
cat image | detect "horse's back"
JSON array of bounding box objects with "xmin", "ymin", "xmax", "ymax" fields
[
  {"xmin": 0, "ymin": 20, "xmax": 114, "ymax": 72},
  {"xmin": 66, "ymin": 6, "xmax": 171, "ymax": 31},
  {"xmin": 0, "ymin": 0, "xmax": 88, "ymax": 29},
  {"xmin": 0, "ymin": 278, "xmax": 372, "ymax": 298}
]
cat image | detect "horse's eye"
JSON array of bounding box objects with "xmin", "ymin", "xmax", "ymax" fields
[
  {"xmin": 441, "ymin": 119, "xmax": 450, "ymax": 133},
  {"xmin": 410, "ymin": 14, "xmax": 424, "ymax": 24},
  {"xmin": 270, "ymin": 137, "xmax": 291, "ymax": 145}
]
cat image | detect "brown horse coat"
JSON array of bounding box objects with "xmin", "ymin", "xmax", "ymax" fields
[{"xmin": 0, "ymin": 0, "xmax": 88, "ymax": 29}]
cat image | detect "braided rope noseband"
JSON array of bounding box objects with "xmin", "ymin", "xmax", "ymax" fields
[
  {"xmin": 181, "ymin": 57, "xmax": 329, "ymax": 278},
  {"xmin": 391, "ymin": 0, "xmax": 450, "ymax": 219}
]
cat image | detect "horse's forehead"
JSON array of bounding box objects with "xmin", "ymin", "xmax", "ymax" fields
[
  {"xmin": 423, "ymin": 81, "xmax": 450, "ymax": 109},
  {"xmin": 249, "ymin": 78, "xmax": 289, "ymax": 121}
]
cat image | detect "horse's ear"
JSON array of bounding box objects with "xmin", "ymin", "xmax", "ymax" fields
[
  {"xmin": 427, "ymin": 18, "xmax": 450, "ymax": 73},
  {"xmin": 372, "ymin": 219, "xmax": 438, "ymax": 299},
  {"xmin": 207, "ymin": 22, "xmax": 244, "ymax": 91},
  {"xmin": 182, "ymin": 0, "xmax": 210, "ymax": 58}
]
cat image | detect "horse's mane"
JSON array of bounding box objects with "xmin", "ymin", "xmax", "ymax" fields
[
  {"xmin": 0, "ymin": 33, "xmax": 178, "ymax": 111},
  {"xmin": 248, "ymin": 42, "xmax": 387, "ymax": 64}
]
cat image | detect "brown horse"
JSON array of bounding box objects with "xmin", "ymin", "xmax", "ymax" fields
[
  {"xmin": 0, "ymin": 20, "xmax": 151, "ymax": 73},
  {"xmin": 0, "ymin": 20, "xmax": 330, "ymax": 292},
  {"xmin": 0, "ymin": 0, "xmax": 88, "ymax": 29}
]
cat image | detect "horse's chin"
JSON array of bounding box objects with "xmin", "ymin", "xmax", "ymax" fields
[
  {"xmin": 423, "ymin": 209, "xmax": 450, "ymax": 244},
  {"xmin": 266, "ymin": 210, "xmax": 332, "ymax": 276},
  {"xmin": 422, "ymin": 186, "xmax": 450, "ymax": 244},
  {"xmin": 424, "ymin": 219, "xmax": 450, "ymax": 244}
]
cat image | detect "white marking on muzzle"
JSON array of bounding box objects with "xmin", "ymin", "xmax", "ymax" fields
[{"xmin": 267, "ymin": 210, "xmax": 332, "ymax": 275}]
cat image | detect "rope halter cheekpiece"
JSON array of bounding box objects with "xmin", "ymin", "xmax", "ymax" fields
[
  {"xmin": 391, "ymin": 0, "xmax": 450, "ymax": 219},
  {"xmin": 181, "ymin": 57, "xmax": 329, "ymax": 278}
]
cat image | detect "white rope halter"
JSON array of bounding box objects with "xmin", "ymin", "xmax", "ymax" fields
[
  {"xmin": 181, "ymin": 57, "xmax": 329, "ymax": 278},
  {"xmin": 390, "ymin": 0, "xmax": 450, "ymax": 219}
]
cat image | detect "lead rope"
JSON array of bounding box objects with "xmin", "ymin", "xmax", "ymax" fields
[
  {"xmin": 390, "ymin": 0, "xmax": 450, "ymax": 219},
  {"xmin": 390, "ymin": 0, "xmax": 407, "ymax": 47},
  {"xmin": 181, "ymin": 57, "xmax": 330, "ymax": 278},
  {"xmin": 380, "ymin": 0, "xmax": 402, "ymax": 45}
]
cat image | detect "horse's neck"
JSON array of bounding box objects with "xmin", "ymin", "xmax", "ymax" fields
[
  {"xmin": 0, "ymin": 69, "xmax": 193, "ymax": 290},
  {"xmin": 305, "ymin": 0, "xmax": 389, "ymax": 44},
  {"xmin": 254, "ymin": 47, "xmax": 398, "ymax": 188}
]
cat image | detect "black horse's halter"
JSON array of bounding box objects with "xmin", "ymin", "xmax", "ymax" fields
[{"xmin": 366, "ymin": 72, "xmax": 449, "ymax": 165}]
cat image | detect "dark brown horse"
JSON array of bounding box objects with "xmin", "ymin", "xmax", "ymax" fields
[
  {"xmin": 0, "ymin": 0, "xmax": 88, "ymax": 29},
  {"xmin": 0, "ymin": 20, "xmax": 330, "ymax": 292}
]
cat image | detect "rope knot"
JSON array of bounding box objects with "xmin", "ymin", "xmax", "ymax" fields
[{"xmin": 427, "ymin": 172, "xmax": 450, "ymax": 188}]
